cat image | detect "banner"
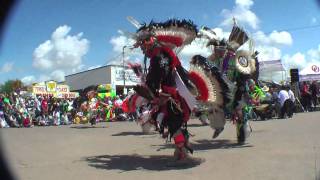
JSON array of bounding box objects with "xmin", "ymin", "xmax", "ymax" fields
[
  {"xmin": 56, "ymin": 85, "xmax": 69, "ymax": 93},
  {"xmin": 56, "ymin": 92, "xmax": 79, "ymax": 99},
  {"xmin": 33, "ymin": 85, "xmax": 47, "ymax": 94},
  {"xmin": 33, "ymin": 82, "xmax": 77, "ymax": 98},
  {"xmin": 46, "ymin": 81, "xmax": 57, "ymax": 92}
]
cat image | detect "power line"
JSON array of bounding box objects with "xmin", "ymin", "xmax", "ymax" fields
[
  {"xmin": 103, "ymin": 53, "xmax": 122, "ymax": 66},
  {"xmin": 251, "ymin": 24, "xmax": 320, "ymax": 38},
  {"xmin": 278, "ymin": 24, "xmax": 320, "ymax": 33}
]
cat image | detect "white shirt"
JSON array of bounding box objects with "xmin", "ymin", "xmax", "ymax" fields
[
  {"xmin": 288, "ymin": 89, "xmax": 295, "ymax": 103},
  {"xmin": 278, "ymin": 90, "xmax": 290, "ymax": 107}
]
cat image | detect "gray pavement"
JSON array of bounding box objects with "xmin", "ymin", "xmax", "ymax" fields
[{"xmin": 1, "ymin": 111, "xmax": 320, "ymax": 180}]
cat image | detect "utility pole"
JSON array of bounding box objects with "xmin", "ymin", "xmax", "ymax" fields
[{"xmin": 122, "ymin": 45, "xmax": 127, "ymax": 95}]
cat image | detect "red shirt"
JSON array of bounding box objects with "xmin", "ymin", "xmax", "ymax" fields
[
  {"xmin": 41, "ymin": 100, "xmax": 48, "ymax": 111},
  {"xmin": 301, "ymin": 84, "xmax": 309, "ymax": 96}
]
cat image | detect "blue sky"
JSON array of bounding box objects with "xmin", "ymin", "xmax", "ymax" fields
[{"xmin": 0, "ymin": 0, "xmax": 320, "ymax": 84}]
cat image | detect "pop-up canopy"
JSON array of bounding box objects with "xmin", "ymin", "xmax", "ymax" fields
[
  {"xmin": 299, "ymin": 63, "xmax": 320, "ymax": 75},
  {"xmin": 259, "ymin": 59, "xmax": 286, "ymax": 82},
  {"xmin": 299, "ymin": 63, "xmax": 320, "ymax": 81}
]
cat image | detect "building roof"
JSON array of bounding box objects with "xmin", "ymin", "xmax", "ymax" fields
[{"xmin": 65, "ymin": 64, "xmax": 128, "ymax": 77}]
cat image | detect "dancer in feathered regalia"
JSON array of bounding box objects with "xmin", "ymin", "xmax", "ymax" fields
[
  {"xmin": 124, "ymin": 17, "xmax": 259, "ymax": 162},
  {"xmin": 127, "ymin": 19, "xmax": 199, "ymax": 161},
  {"xmin": 189, "ymin": 23, "xmax": 259, "ymax": 144}
]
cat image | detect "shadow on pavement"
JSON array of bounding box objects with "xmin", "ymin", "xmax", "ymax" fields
[
  {"xmin": 152, "ymin": 139, "xmax": 253, "ymax": 151},
  {"xmin": 85, "ymin": 154, "xmax": 203, "ymax": 171},
  {"xmin": 111, "ymin": 131, "xmax": 157, "ymax": 136},
  {"xmin": 192, "ymin": 139, "xmax": 253, "ymax": 150},
  {"xmin": 187, "ymin": 124, "xmax": 208, "ymax": 128},
  {"xmin": 70, "ymin": 126, "xmax": 107, "ymax": 129}
]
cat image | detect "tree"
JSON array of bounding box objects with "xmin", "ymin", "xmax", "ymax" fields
[
  {"xmin": 0, "ymin": 79, "xmax": 24, "ymax": 94},
  {"xmin": 12, "ymin": 79, "xmax": 23, "ymax": 90}
]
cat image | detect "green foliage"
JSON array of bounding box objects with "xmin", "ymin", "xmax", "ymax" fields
[{"xmin": 0, "ymin": 79, "xmax": 24, "ymax": 94}]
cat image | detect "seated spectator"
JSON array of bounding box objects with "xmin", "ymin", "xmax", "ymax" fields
[
  {"xmin": 278, "ymin": 86, "xmax": 294, "ymax": 118},
  {"xmin": 22, "ymin": 112, "xmax": 32, "ymax": 128},
  {"xmin": 261, "ymin": 85, "xmax": 272, "ymax": 103}
]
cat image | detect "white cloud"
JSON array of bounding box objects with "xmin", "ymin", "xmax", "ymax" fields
[
  {"xmin": 71, "ymin": 64, "xmax": 85, "ymax": 74},
  {"xmin": 282, "ymin": 52, "xmax": 306, "ymax": 70},
  {"xmin": 236, "ymin": 0, "xmax": 253, "ymax": 8},
  {"xmin": 220, "ymin": 0, "xmax": 259, "ymax": 29},
  {"xmin": 31, "ymin": 25, "xmax": 90, "ymax": 82},
  {"xmin": 106, "ymin": 53, "xmax": 142, "ymax": 66},
  {"xmin": 21, "ymin": 75, "xmax": 36, "ymax": 85},
  {"xmin": 178, "ymin": 38, "xmax": 212, "ymax": 69},
  {"xmin": 50, "ymin": 70, "xmax": 65, "ymax": 82},
  {"xmin": 110, "ymin": 35, "xmax": 135, "ymax": 53},
  {"xmin": 180, "ymin": 38, "xmax": 211, "ymax": 57},
  {"xmin": 33, "ymin": 25, "xmax": 89, "ymax": 70},
  {"xmin": 39, "ymin": 74, "xmax": 51, "ymax": 82},
  {"xmin": 0, "ymin": 62, "xmax": 14, "ymax": 73},
  {"xmin": 311, "ymin": 17, "xmax": 317, "ymax": 24},
  {"xmin": 254, "ymin": 30, "xmax": 293, "ymax": 47},
  {"xmin": 269, "ymin": 31, "xmax": 293, "ymax": 46},
  {"xmin": 212, "ymin": 28, "xmax": 230, "ymax": 40},
  {"xmin": 109, "ymin": 33, "xmax": 144, "ymax": 66},
  {"xmin": 256, "ymin": 45, "xmax": 282, "ymax": 61},
  {"xmin": 307, "ymin": 45, "xmax": 320, "ymax": 61}
]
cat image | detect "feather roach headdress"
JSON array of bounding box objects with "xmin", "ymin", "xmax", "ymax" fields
[
  {"xmin": 228, "ymin": 25, "xmax": 249, "ymax": 51},
  {"xmin": 131, "ymin": 18, "xmax": 198, "ymax": 50},
  {"xmin": 202, "ymin": 24, "xmax": 249, "ymax": 52}
]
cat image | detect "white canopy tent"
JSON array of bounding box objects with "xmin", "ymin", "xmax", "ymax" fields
[
  {"xmin": 299, "ymin": 63, "xmax": 320, "ymax": 75},
  {"xmin": 299, "ymin": 63, "xmax": 320, "ymax": 82},
  {"xmin": 259, "ymin": 59, "xmax": 286, "ymax": 83}
]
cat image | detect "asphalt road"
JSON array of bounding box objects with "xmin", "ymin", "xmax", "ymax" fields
[{"xmin": 1, "ymin": 111, "xmax": 320, "ymax": 180}]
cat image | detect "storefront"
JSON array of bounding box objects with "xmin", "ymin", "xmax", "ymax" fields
[
  {"xmin": 65, "ymin": 65, "xmax": 140, "ymax": 95},
  {"xmin": 111, "ymin": 65, "xmax": 139, "ymax": 94}
]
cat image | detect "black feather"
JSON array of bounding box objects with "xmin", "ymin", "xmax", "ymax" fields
[{"xmin": 137, "ymin": 18, "xmax": 198, "ymax": 34}]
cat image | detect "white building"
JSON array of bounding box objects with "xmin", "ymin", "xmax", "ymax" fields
[{"xmin": 65, "ymin": 65, "xmax": 140, "ymax": 94}]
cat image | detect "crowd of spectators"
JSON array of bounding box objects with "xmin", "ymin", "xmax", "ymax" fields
[
  {"xmin": 300, "ymin": 81, "xmax": 319, "ymax": 112},
  {"xmin": 0, "ymin": 91, "xmax": 127, "ymax": 128},
  {"xmin": 1, "ymin": 80, "xmax": 319, "ymax": 128},
  {"xmin": 0, "ymin": 92, "xmax": 74, "ymax": 128},
  {"xmin": 253, "ymin": 80, "xmax": 319, "ymax": 120}
]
